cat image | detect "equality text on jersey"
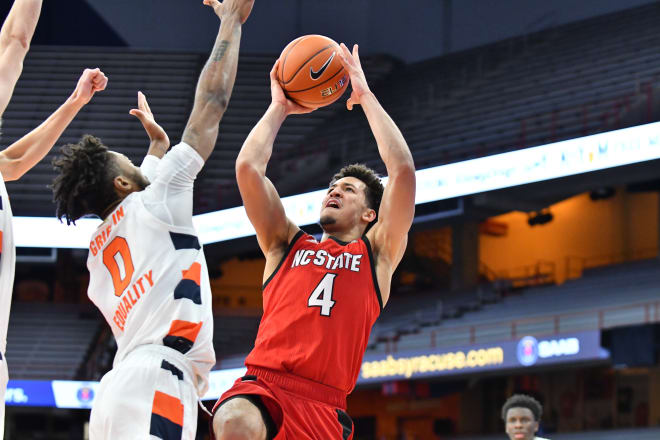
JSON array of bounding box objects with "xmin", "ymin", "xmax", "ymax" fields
[{"xmin": 291, "ymin": 248, "xmax": 363, "ymax": 272}]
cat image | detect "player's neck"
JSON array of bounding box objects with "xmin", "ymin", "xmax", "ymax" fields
[
  {"xmin": 320, "ymin": 228, "xmax": 363, "ymax": 244},
  {"xmin": 100, "ymin": 197, "xmax": 124, "ymax": 221}
]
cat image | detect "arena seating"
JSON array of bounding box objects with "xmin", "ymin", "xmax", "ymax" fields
[
  {"xmin": 365, "ymin": 258, "xmax": 660, "ymax": 354},
  {"xmin": 2, "ymin": 46, "xmax": 199, "ymax": 215},
  {"xmin": 212, "ymin": 314, "xmax": 260, "ymax": 360},
  {"xmin": 1, "ymin": 46, "xmax": 395, "ymax": 215},
  {"xmin": 5, "ymin": 303, "xmax": 100, "ymax": 380},
  {"xmin": 292, "ymin": 3, "xmax": 660, "ymax": 188},
  {"xmin": 5, "ymin": 4, "xmax": 659, "ymax": 215}
]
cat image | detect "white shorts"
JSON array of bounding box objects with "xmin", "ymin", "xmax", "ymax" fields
[
  {"xmin": 0, "ymin": 353, "xmax": 7, "ymax": 440},
  {"xmin": 89, "ymin": 345, "xmax": 199, "ymax": 440}
]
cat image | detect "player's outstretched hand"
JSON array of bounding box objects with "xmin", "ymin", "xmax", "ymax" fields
[
  {"xmin": 203, "ymin": 0, "xmax": 254, "ymax": 24},
  {"xmin": 129, "ymin": 91, "xmax": 170, "ymax": 147},
  {"xmin": 337, "ymin": 43, "xmax": 372, "ymax": 111},
  {"xmin": 270, "ymin": 59, "xmax": 315, "ymax": 116},
  {"xmin": 70, "ymin": 68, "xmax": 108, "ymax": 106}
]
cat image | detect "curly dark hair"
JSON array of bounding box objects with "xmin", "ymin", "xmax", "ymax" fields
[
  {"xmin": 330, "ymin": 162, "xmax": 384, "ymax": 216},
  {"xmin": 501, "ymin": 394, "xmax": 543, "ymax": 422},
  {"xmin": 52, "ymin": 135, "xmax": 120, "ymax": 225}
]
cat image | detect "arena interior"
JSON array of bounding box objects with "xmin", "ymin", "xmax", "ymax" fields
[{"xmin": 3, "ymin": 0, "xmax": 660, "ymax": 438}]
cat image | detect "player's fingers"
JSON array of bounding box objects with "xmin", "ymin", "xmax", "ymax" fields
[
  {"xmin": 270, "ymin": 59, "xmax": 280, "ymax": 81},
  {"xmin": 353, "ymin": 44, "xmax": 362, "ymax": 67},
  {"xmin": 129, "ymin": 108, "xmax": 146, "ymax": 119},
  {"xmin": 138, "ymin": 91, "xmax": 147, "ymax": 109},
  {"xmin": 143, "ymin": 97, "xmax": 152, "ymax": 115},
  {"xmin": 346, "ymin": 97, "xmax": 354, "ymax": 111},
  {"xmin": 203, "ymin": 0, "xmax": 221, "ymax": 12}
]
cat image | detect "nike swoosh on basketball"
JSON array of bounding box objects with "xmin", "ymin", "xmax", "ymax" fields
[{"xmin": 310, "ymin": 53, "xmax": 335, "ymax": 80}]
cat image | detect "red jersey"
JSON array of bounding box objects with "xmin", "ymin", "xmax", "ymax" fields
[{"xmin": 245, "ymin": 231, "xmax": 382, "ymax": 394}]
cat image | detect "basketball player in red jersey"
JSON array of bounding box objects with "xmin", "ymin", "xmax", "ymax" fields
[{"xmin": 212, "ymin": 43, "xmax": 416, "ymax": 439}]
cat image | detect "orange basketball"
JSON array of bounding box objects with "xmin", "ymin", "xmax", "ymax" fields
[{"xmin": 277, "ymin": 35, "xmax": 350, "ymax": 109}]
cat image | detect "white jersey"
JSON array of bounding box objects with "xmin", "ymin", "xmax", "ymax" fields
[
  {"xmin": 0, "ymin": 172, "xmax": 15, "ymax": 356},
  {"xmin": 86, "ymin": 143, "xmax": 215, "ymax": 396},
  {"xmin": 1, "ymin": 171, "xmax": 16, "ymax": 440}
]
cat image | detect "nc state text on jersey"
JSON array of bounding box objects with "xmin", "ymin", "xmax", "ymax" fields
[{"xmin": 291, "ymin": 249, "xmax": 363, "ymax": 272}]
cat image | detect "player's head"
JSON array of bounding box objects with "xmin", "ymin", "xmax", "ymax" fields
[
  {"xmin": 52, "ymin": 134, "xmax": 149, "ymax": 225},
  {"xmin": 320, "ymin": 163, "xmax": 384, "ymax": 236},
  {"xmin": 501, "ymin": 394, "xmax": 542, "ymax": 440}
]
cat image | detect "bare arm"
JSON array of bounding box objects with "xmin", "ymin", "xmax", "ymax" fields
[
  {"xmin": 130, "ymin": 91, "xmax": 170, "ymax": 159},
  {"xmin": 0, "ymin": 68, "xmax": 107, "ymax": 181},
  {"xmin": 0, "ymin": 0, "xmax": 42, "ymax": 117},
  {"xmin": 181, "ymin": 0, "xmax": 253, "ymax": 161},
  {"xmin": 236, "ymin": 60, "xmax": 313, "ymax": 256},
  {"xmin": 338, "ymin": 43, "xmax": 416, "ymax": 266}
]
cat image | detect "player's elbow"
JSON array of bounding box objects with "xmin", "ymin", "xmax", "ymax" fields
[
  {"xmin": 235, "ymin": 157, "xmax": 261, "ymax": 180},
  {"xmin": 0, "ymin": 158, "xmax": 25, "ymax": 182},
  {"xmin": 2, "ymin": 31, "xmax": 31, "ymax": 53},
  {"xmin": 392, "ymin": 160, "xmax": 416, "ymax": 183},
  {"xmin": 200, "ymin": 91, "xmax": 229, "ymax": 116}
]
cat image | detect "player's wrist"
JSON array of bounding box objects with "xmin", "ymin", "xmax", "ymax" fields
[
  {"xmin": 355, "ymin": 88, "xmax": 374, "ymax": 101},
  {"xmin": 268, "ymin": 102, "xmax": 289, "ymax": 120},
  {"xmin": 67, "ymin": 92, "xmax": 89, "ymax": 108}
]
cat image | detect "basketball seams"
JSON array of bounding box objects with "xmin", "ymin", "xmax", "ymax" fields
[
  {"xmin": 279, "ymin": 35, "xmax": 307, "ymax": 84},
  {"xmin": 282, "ymin": 43, "xmax": 335, "ymax": 85},
  {"xmin": 285, "ymin": 66, "xmax": 346, "ymax": 93}
]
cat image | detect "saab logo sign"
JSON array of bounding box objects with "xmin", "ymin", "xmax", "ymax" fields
[
  {"xmin": 76, "ymin": 386, "xmax": 95, "ymax": 403},
  {"xmin": 517, "ymin": 336, "xmax": 539, "ymax": 366},
  {"xmin": 517, "ymin": 335, "xmax": 580, "ymax": 366}
]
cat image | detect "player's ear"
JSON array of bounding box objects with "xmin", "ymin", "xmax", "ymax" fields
[
  {"xmin": 113, "ymin": 175, "xmax": 134, "ymax": 195},
  {"xmin": 362, "ymin": 208, "xmax": 376, "ymax": 224}
]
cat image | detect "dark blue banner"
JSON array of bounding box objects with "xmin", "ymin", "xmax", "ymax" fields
[
  {"xmin": 5, "ymin": 380, "xmax": 56, "ymax": 407},
  {"xmin": 357, "ymin": 331, "xmax": 609, "ymax": 383}
]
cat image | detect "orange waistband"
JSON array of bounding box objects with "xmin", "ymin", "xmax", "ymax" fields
[{"xmin": 246, "ymin": 366, "xmax": 347, "ymax": 409}]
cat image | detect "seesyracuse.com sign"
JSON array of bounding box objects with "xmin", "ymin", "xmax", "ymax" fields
[{"xmin": 358, "ymin": 331, "xmax": 608, "ymax": 384}]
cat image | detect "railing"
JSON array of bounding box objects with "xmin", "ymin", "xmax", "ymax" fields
[
  {"xmin": 565, "ymin": 247, "xmax": 658, "ymax": 280},
  {"xmin": 495, "ymin": 260, "xmax": 557, "ymax": 288},
  {"xmin": 413, "ymin": 300, "xmax": 660, "ymax": 351}
]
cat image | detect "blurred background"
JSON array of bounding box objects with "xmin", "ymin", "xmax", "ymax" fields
[{"xmin": 3, "ymin": 0, "xmax": 660, "ymax": 438}]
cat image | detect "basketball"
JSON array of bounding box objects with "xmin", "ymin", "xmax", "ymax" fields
[{"xmin": 277, "ymin": 35, "xmax": 350, "ymax": 109}]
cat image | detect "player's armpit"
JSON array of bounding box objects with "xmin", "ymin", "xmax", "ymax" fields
[{"xmin": 236, "ymin": 161, "xmax": 298, "ymax": 256}]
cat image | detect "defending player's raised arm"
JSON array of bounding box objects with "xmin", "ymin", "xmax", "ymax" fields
[
  {"xmin": 130, "ymin": 91, "xmax": 170, "ymax": 160},
  {"xmin": 236, "ymin": 59, "xmax": 313, "ymax": 256},
  {"xmin": 337, "ymin": 43, "xmax": 416, "ymax": 266},
  {"xmin": 0, "ymin": 0, "xmax": 42, "ymax": 117},
  {"xmin": 0, "ymin": 68, "xmax": 107, "ymax": 181},
  {"xmin": 181, "ymin": 0, "xmax": 253, "ymax": 162}
]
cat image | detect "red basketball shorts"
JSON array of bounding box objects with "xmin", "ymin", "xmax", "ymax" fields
[{"xmin": 212, "ymin": 366, "xmax": 354, "ymax": 440}]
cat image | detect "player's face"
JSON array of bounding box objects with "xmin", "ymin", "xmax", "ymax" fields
[
  {"xmin": 505, "ymin": 408, "xmax": 539, "ymax": 440},
  {"xmin": 110, "ymin": 152, "xmax": 150, "ymax": 193},
  {"xmin": 320, "ymin": 176, "xmax": 373, "ymax": 233}
]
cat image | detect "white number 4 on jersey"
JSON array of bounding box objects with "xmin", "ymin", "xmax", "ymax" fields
[{"xmin": 308, "ymin": 273, "xmax": 337, "ymax": 316}]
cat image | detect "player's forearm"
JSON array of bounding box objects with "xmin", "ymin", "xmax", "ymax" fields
[
  {"xmin": 236, "ymin": 104, "xmax": 287, "ymax": 176},
  {"xmin": 146, "ymin": 140, "xmax": 169, "ymax": 159},
  {"xmin": 0, "ymin": 0, "xmax": 42, "ymax": 49},
  {"xmin": 361, "ymin": 93, "xmax": 415, "ymax": 176},
  {"xmin": 1, "ymin": 95, "xmax": 85, "ymax": 181},
  {"xmin": 193, "ymin": 14, "xmax": 242, "ymax": 118}
]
